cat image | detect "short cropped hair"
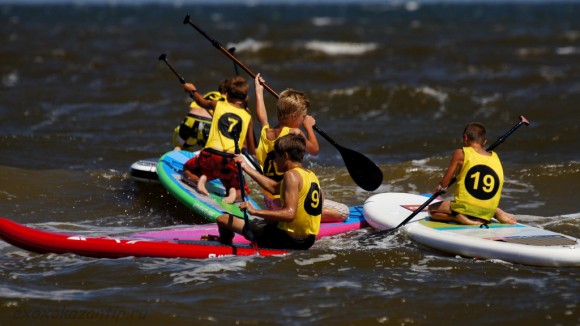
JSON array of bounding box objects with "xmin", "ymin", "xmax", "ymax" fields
[
  {"xmin": 218, "ymin": 78, "xmax": 229, "ymax": 94},
  {"xmin": 274, "ymin": 133, "xmax": 306, "ymax": 163},
  {"xmin": 225, "ymin": 76, "xmax": 249, "ymax": 102},
  {"xmin": 463, "ymin": 122, "xmax": 487, "ymax": 145}
]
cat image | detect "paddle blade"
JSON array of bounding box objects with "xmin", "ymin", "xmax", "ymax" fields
[{"xmin": 338, "ymin": 145, "xmax": 383, "ymax": 191}]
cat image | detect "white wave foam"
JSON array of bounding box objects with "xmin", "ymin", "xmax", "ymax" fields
[
  {"xmin": 0, "ymin": 286, "xmax": 91, "ymax": 300},
  {"xmin": 2, "ymin": 71, "xmax": 19, "ymax": 87},
  {"xmin": 294, "ymin": 253, "xmax": 336, "ymax": 265},
  {"xmin": 556, "ymin": 46, "xmax": 580, "ymax": 55},
  {"xmin": 169, "ymin": 258, "xmax": 249, "ymax": 284},
  {"xmin": 311, "ymin": 16, "xmax": 344, "ymax": 27},
  {"xmin": 305, "ymin": 40, "xmax": 378, "ymax": 56},
  {"xmin": 226, "ymin": 38, "xmax": 269, "ymax": 53},
  {"xmin": 416, "ymin": 86, "xmax": 448, "ymax": 119}
]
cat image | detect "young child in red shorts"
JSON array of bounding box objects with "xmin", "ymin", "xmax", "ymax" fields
[{"xmin": 181, "ymin": 76, "xmax": 253, "ymax": 203}]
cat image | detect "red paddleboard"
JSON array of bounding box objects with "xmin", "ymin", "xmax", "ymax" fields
[
  {"xmin": 0, "ymin": 218, "xmax": 286, "ymax": 259},
  {"xmin": 0, "ymin": 206, "xmax": 366, "ymax": 259}
]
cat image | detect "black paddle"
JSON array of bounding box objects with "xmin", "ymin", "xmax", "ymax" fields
[
  {"xmin": 232, "ymin": 128, "xmax": 257, "ymax": 248},
  {"xmin": 227, "ymin": 47, "xmax": 264, "ymax": 175},
  {"xmin": 228, "ymin": 46, "xmax": 241, "ymax": 76},
  {"xmin": 158, "ymin": 53, "xmax": 184, "ymax": 83},
  {"xmin": 158, "ymin": 53, "xmax": 196, "ymax": 99},
  {"xmin": 363, "ymin": 115, "xmax": 530, "ymax": 241},
  {"xmin": 183, "ymin": 15, "xmax": 383, "ymax": 191}
]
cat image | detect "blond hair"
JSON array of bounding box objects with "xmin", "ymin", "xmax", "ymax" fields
[{"xmin": 277, "ymin": 88, "xmax": 309, "ymax": 121}]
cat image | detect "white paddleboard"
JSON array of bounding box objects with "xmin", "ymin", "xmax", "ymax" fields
[
  {"xmin": 129, "ymin": 158, "xmax": 159, "ymax": 183},
  {"xmin": 363, "ymin": 192, "xmax": 580, "ymax": 267},
  {"xmin": 129, "ymin": 150, "xmax": 261, "ymax": 183}
]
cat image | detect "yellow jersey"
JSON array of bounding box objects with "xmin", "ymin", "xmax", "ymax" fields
[
  {"xmin": 278, "ymin": 167, "xmax": 322, "ymax": 239},
  {"xmin": 255, "ymin": 125, "xmax": 291, "ymax": 182},
  {"xmin": 451, "ymin": 146, "xmax": 504, "ymax": 221},
  {"xmin": 204, "ymin": 101, "xmax": 251, "ymax": 153}
]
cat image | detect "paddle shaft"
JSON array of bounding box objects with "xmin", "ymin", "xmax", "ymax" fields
[
  {"xmin": 232, "ymin": 130, "xmax": 257, "ymax": 245},
  {"xmin": 159, "ymin": 53, "xmax": 199, "ymax": 100},
  {"xmin": 159, "ymin": 53, "xmax": 186, "ymax": 84},
  {"xmin": 385, "ymin": 116, "xmax": 530, "ymax": 235},
  {"xmin": 184, "ymin": 15, "xmax": 279, "ymax": 97},
  {"xmin": 227, "ymin": 47, "xmax": 264, "ymax": 175},
  {"xmin": 228, "ymin": 46, "xmax": 241, "ymax": 76},
  {"xmin": 184, "ymin": 15, "xmax": 383, "ymax": 191}
]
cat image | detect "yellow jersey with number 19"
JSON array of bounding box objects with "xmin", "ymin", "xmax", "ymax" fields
[
  {"xmin": 278, "ymin": 167, "xmax": 323, "ymax": 239},
  {"xmin": 451, "ymin": 146, "xmax": 504, "ymax": 221}
]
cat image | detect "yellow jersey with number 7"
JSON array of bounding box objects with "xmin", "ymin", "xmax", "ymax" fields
[{"xmin": 204, "ymin": 101, "xmax": 251, "ymax": 153}]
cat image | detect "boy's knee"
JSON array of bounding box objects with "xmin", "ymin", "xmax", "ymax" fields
[{"xmin": 216, "ymin": 214, "xmax": 229, "ymax": 227}]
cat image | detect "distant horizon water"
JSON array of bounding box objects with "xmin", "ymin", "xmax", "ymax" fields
[{"xmin": 2, "ymin": 0, "xmax": 580, "ymax": 5}]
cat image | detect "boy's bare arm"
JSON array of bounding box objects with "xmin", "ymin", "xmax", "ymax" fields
[
  {"xmin": 242, "ymin": 170, "xmax": 300, "ymax": 223},
  {"xmin": 302, "ymin": 115, "xmax": 319, "ymax": 155},
  {"xmin": 437, "ymin": 148, "xmax": 464, "ymax": 193},
  {"xmin": 183, "ymin": 82, "xmax": 216, "ymax": 111},
  {"xmin": 254, "ymin": 74, "xmax": 269, "ymax": 127}
]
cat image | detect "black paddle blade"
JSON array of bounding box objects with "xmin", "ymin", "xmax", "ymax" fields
[{"xmin": 338, "ymin": 145, "xmax": 383, "ymax": 191}]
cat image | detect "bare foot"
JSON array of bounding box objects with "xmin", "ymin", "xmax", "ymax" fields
[
  {"xmin": 222, "ymin": 188, "xmax": 237, "ymax": 204},
  {"xmin": 455, "ymin": 213, "xmax": 484, "ymax": 226},
  {"xmin": 196, "ymin": 175, "xmax": 209, "ymax": 196},
  {"xmin": 495, "ymin": 208, "xmax": 517, "ymax": 224}
]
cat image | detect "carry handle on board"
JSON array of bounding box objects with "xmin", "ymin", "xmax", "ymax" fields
[
  {"xmin": 183, "ymin": 15, "xmax": 383, "ymax": 192},
  {"xmin": 364, "ymin": 115, "xmax": 530, "ymax": 241}
]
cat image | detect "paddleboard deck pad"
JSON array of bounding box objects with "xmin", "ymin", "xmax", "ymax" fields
[
  {"xmin": 157, "ymin": 150, "xmax": 263, "ymax": 222},
  {"xmin": 0, "ymin": 206, "xmax": 366, "ymax": 259},
  {"xmin": 363, "ymin": 192, "xmax": 580, "ymax": 267}
]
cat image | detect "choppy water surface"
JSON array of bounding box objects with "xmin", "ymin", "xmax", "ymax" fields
[{"xmin": 1, "ymin": 2, "xmax": 579, "ymax": 325}]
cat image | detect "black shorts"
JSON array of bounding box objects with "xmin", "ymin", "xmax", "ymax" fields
[{"xmin": 252, "ymin": 221, "xmax": 315, "ymax": 250}]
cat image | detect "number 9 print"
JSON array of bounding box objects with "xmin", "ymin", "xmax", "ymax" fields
[{"xmin": 304, "ymin": 182, "xmax": 323, "ymax": 216}]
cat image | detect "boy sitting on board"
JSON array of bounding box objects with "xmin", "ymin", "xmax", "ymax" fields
[
  {"xmin": 428, "ymin": 122, "xmax": 516, "ymax": 225},
  {"xmin": 173, "ymin": 78, "xmax": 259, "ymax": 167},
  {"xmin": 253, "ymin": 73, "xmax": 349, "ymax": 222},
  {"xmin": 181, "ymin": 76, "xmax": 253, "ymax": 204},
  {"xmin": 216, "ymin": 133, "xmax": 323, "ymax": 250}
]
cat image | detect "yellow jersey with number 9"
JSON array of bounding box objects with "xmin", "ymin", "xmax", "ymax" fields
[
  {"xmin": 451, "ymin": 146, "xmax": 504, "ymax": 220},
  {"xmin": 204, "ymin": 101, "xmax": 251, "ymax": 153},
  {"xmin": 278, "ymin": 167, "xmax": 322, "ymax": 238}
]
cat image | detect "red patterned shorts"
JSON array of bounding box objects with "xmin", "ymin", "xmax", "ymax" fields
[{"xmin": 183, "ymin": 149, "xmax": 250, "ymax": 194}]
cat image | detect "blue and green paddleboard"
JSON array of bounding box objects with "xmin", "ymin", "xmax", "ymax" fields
[{"xmin": 157, "ymin": 150, "xmax": 262, "ymax": 222}]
